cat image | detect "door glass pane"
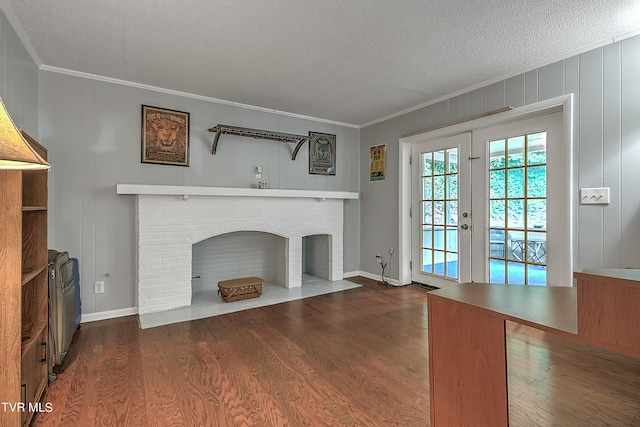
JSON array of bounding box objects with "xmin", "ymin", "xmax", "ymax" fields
[
  {"xmin": 527, "ymin": 200, "xmax": 546, "ymax": 230},
  {"xmin": 489, "ymin": 229, "xmax": 505, "ymax": 259},
  {"xmin": 433, "ymin": 151, "xmax": 445, "ymax": 174},
  {"xmin": 434, "ymin": 250, "xmax": 445, "ymax": 274},
  {"xmin": 446, "ymin": 201, "xmax": 458, "ymax": 225},
  {"xmin": 527, "ymin": 133, "xmax": 546, "ymax": 165},
  {"xmin": 508, "ymin": 200, "xmax": 524, "ymax": 228},
  {"xmin": 422, "ymin": 201, "xmax": 433, "ymax": 224},
  {"xmin": 507, "ymin": 136, "xmax": 525, "ymax": 167},
  {"xmin": 507, "ymin": 168, "xmax": 524, "ymax": 198},
  {"xmin": 508, "ymin": 261, "xmax": 525, "ymax": 284},
  {"xmin": 526, "ymin": 231, "xmax": 547, "ymax": 264},
  {"xmin": 422, "ymin": 226, "xmax": 433, "ymax": 248},
  {"xmin": 447, "ymin": 175, "xmax": 458, "ymax": 199},
  {"xmin": 422, "ymin": 177, "xmax": 432, "ymax": 199},
  {"xmin": 527, "ymin": 166, "xmax": 546, "ymax": 198},
  {"xmin": 489, "ymin": 170, "xmax": 505, "ymax": 198},
  {"xmin": 490, "ymin": 200, "xmax": 505, "ymax": 227},
  {"xmin": 490, "ymin": 259, "xmax": 506, "ymax": 283},
  {"xmin": 423, "ymin": 153, "xmax": 433, "ymax": 175},
  {"xmin": 488, "ymin": 131, "xmax": 548, "ymax": 286},
  {"xmin": 447, "ymin": 149, "xmax": 458, "ymax": 173},
  {"xmin": 446, "ymin": 253, "xmax": 458, "ymax": 279},
  {"xmin": 433, "ymin": 176, "xmax": 445, "ymax": 199},
  {"xmin": 434, "ymin": 201, "xmax": 445, "ymax": 225},
  {"xmin": 490, "ymin": 139, "xmax": 506, "ymax": 167},
  {"xmin": 508, "ymin": 231, "xmax": 525, "ymax": 261},
  {"xmin": 422, "ymin": 249, "xmax": 433, "ymax": 273},
  {"xmin": 528, "ymin": 264, "xmax": 547, "ymax": 286},
  {"xmin": 433, "ymin": 226, "xmax": 445, "ymax": 250},
  {"xmin": 446, "ymin": 227, "xmax": 458, "ymax": 251}
]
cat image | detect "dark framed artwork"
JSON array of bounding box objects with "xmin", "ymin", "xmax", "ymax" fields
[
  {"xmin": 309, "ymin": 131, "xmax": 336, "ymax": 175},
  {"xmin": 142, "ymin": 105, "xmax": 190, "ymax": 166}
]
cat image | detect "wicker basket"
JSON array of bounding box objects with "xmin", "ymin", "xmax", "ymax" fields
[{"xmin": 218, "ymin": 277, "xmax": 263, "ymax": 302}]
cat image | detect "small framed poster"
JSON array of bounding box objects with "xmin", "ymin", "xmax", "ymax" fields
[
  {"xmin": 370, "ymin": 144, "xmax": 386, "ymax": 181},
  {"xmin": 142, "ymin": 105, "xmax": 190, "ymax": 166},
  {"xmin": 309, "ymin": 131, "xmax": 336, "ymax": 175}
]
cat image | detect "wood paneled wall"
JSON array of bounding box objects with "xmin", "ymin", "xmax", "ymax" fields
[{"xmin": 360, "ymin": 36, "xmax": 640, "ymax": 279}]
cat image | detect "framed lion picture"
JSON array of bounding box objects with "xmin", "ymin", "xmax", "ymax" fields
[
  {"xmin": 142, "ymin": 105, "xmax": 190, "ymax": 166},
  {"xmin": 309, "ymin": 131, "xmax": 336, "ymax": 175}
]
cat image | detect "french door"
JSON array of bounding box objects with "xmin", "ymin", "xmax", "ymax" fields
[
  {"xmin": 411, "ymin": 111, "xmax": 570, "ymax": 287},
  {"xmin": 411, "ymin": 133, "xmax": 472, "ymax": 288}
]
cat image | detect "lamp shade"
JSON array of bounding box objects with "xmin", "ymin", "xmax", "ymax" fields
[{"xmin": 0, "ymin": 97, "xmax": 50, "ymax": 170}]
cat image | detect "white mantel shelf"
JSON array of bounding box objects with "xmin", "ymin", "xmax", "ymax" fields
[{"xmin": 116, "ymin": 184, "xmax": 359, "ymax": 200}]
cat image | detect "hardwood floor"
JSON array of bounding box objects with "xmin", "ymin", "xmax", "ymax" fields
[
  {"xmin": 32, "ymin": 277, "xmax": 640, "ymax": 426},
  {"xmin": 507, "ymin": 322, "xmax": 640, "ymax": 426}
]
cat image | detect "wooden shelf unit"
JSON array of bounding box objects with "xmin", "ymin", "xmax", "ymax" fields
[{"xmin": 0, "ymin": 132, "xmax": 49, "ymax": 427}]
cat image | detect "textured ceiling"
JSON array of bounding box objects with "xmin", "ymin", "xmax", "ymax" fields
[{"xmin": 2, "ymin": 0, "xmax": 640, "ymax": 126}]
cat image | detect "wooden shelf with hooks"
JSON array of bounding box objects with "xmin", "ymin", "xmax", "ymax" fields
[{"xmin": 208, "ymin": 124, "xmax": 309, "ymax": 160}]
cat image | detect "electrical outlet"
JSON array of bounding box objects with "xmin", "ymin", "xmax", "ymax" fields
[{"xmin": 94, "ymin": 281, "xmax": 104, "ymax": 294}]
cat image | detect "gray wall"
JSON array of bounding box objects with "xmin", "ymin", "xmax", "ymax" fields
[
  {"xmin": 0, "ymin": 11, "xmax": 39, "ymax": 137},
  {"xmin": 360, "ymin": 35, "xmax": 640, "ymax": 282},
  {"xmin": 38, "ymin": 72, "xmax": 360, "ymax": 316}
]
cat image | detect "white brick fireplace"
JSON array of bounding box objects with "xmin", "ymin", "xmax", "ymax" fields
[{"xmin": 117, "ymin": 185, "xmax": 358, "ymax": 314}]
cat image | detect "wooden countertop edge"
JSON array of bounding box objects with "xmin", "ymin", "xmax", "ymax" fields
[{"xmin": 426, "ymin": 290, "xmax": 578, "ymax": 338}]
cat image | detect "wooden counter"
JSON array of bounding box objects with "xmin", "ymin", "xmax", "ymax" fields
[{"xmin": 427, "ymin": 273, "xmax": 639, "ymax": 426}]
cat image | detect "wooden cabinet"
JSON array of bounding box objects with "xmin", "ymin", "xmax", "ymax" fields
[
  {"xmin": 0, "ymin": 133, "xmax": 48, "ymax": 427},
  {"xmin": 576, "ymin": 271, "xmax": 640, "ymax": 359}
]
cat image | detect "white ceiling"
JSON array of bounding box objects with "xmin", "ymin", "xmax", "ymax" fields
[{"xmin": 2, "ymin": 1, "xmax": 640, "ymax": 126}]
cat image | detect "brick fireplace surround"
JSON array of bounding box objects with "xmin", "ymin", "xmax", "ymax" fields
[{"xmin": 117, "ymin": 185, "xmax": 358, "ymax": 315}]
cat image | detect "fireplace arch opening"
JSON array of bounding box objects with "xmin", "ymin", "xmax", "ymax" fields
[
  {"xmin": 192, "ymin": 231, "xmax": 287, "ymax": 292},
  {"xmin": 192, "ymin": 231, "xmax": 334, "ymax": 295}
]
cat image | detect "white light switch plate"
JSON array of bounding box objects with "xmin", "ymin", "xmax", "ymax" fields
[{"xmin": 580, "ymin": 187, "xmax": 610, "ymax": 205}]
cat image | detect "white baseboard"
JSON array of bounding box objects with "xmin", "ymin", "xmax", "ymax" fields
[
  {"xmin": 356, "ymin": 271, "xmax": 402, "ymax": 286},
  {"xmin": 342, "ymin": 270, "xmax": 363, "ymax": 278},
  {"xmin": 80, "ymin": 307, "xmax": 138, "ymax": 323}
]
